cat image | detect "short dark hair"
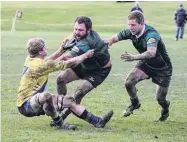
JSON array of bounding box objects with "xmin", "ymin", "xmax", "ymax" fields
[
  {"xmin": 128, "ymin": 11, "xmax": 144, "ymax": 24},
  {"xmin": 74, "ymin": 16, "xmax": 92, "ymax": 30}
]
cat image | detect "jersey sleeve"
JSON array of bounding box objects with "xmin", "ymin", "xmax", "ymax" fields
[
  {"xmin": 146, "ymin": 32, "xmax": 160, "ymax": 48},
  {"xmin": 30, "ymin": 60, "xmax": 67, "ymax": 78},
  {"xmin": 117, "ymin": 29, "xmax": 132, "ymax": 41},
  {"xmin": 68, "ymin": 42, "xmax": 90, "ymax": 57}
]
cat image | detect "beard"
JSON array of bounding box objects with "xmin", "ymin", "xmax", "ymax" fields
[{"xmin": 74, "ymin": 32, "xmax": 88, "ymax": 41}]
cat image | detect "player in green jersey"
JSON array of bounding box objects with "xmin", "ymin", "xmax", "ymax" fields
[
  {"xmin": 53, "ymin": 16, "xmax": 112, "ymax": 122},
  {"xmin": 105, "ymin": 11, "xmax": 172, "ymax": 122}
]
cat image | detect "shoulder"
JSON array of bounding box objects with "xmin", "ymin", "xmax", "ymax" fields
[{"xmin": 144, "ymin": 25, "xmax": 160, "ymax": 40}]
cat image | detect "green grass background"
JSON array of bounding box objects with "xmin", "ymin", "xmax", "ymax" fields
[{"xmin": 1, "ymin": 1, "xmax": 187, "ymax": 142}]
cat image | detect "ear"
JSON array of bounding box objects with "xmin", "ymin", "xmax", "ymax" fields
[
  {"xmin": 87, "ymin": 28, "xmax": 91, "ymax": 34},
  {"xmin": 38, "ymin": 50, "xmax": 43, "ymax": 55}
]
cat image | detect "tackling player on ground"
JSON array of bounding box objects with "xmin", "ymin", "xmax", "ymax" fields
[{"xmin": 17, "ymin": 37, "xmax": 113, "ymax": 130}]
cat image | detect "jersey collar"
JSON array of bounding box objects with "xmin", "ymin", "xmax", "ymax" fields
[{"xmin": 136, "ymin": 24, "xmax": 145, "ymax": 38}]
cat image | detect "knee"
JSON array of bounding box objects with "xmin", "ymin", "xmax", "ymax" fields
[
  {"xmin": 56, "ymin": 74, "xmax": 67, "ymax": 85},
  {"xmin": 42, "ymin": 92, "xmax": 52, "ymax": 102},
  {"xmin": 63, "ymin": 96, "xmax": 76, "ymax": 108},
  {"xmin": 125, "ymin": 79, "xmax": 134, "ymax": 89},
  {"xmin": 74, "ymin": 88, "xmax": 85, "ymax": 104}
]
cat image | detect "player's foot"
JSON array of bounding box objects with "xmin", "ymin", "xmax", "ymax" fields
[
  {"xmin": 61, "ymin": 122, "xmax": 77, "ymax": 130},
  {"xmin": 155, "ymin": 101, "xmax": 170, "ymax": 122},
  {"xmin": 123, "ymin": 98, "xmax": 141, "ymax": 117},
  {"xmin": 50, "ymin": 118, "xmax": 76, "ymax": 130},
  {"xmin": 123, "ymin": 103, "xmax": 141, "ymax": 117},
  {"xmin": 94, "ymin": 110, "xmax": 114, "ymax": 128},
  {"xmin": 175, "ymin": 38, "xmax": 178, "ymax": 41}
]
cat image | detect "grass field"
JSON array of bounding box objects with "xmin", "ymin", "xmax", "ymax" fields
[{"xmin": 1, "ymin": 1, "xmax": 187, "ymax": 142}]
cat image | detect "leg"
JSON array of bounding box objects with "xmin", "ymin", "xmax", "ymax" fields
[
  {"xmin": 180, "ymin": 26, "xmax": 184, "ymax": 39},
  {"xmin": 175, "ymin": 26, "xmax": 180, "ymax": 40},
  {"xmin": 123, "ymin": 68, "xmax": 149, "ymax": 117},
  {"xmin": 30, "ymin": 92, "xmax": 67, "ymax": 128},
  {"xmin": 155, "ymin": 86, "xmax": 170, "ymax": 122},
  {"xmin": 61, "ymin": 80, "xmax": 94, "ymax": 120},
  {"xmin": 56, "ymin": 68, "xmax": 80, "ymax": 120},
  {"xmin": 56, "ymin": 68, "xmax": 79, "ymax": 95},
  {"xmin": 63, "ymin": 96, "xmax": 113, "ymax": 128}
]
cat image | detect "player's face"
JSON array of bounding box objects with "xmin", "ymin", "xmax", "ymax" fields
[
  {"xmin": 128, "ymin": 19, "xmax": 143, "ymax": 35},
  {"xmin": 74, "ymin": 22, "xmax": 88, "ymax": 40}
]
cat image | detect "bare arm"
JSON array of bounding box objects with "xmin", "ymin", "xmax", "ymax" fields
[
  {"xmin": 65, "ymin": 50, "xmax": 94, "ymax": 68},
  {"xmin": 56, "ymin": 52, "xmax": 74, "ymax": 61},
  {"xmin": 30, "ymin": 50, "xmax": 94, "ymax": 78},
  {"xmin": 105, "ymin": 34, "xmax": 119, "ymax": 47},
  {"xmin": 121, "ymin": 46, "xmax": 157, "ymax": 61}
]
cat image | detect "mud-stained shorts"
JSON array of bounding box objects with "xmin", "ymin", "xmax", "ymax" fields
[
  {"xmin": 72, "ymin": 65, "xmax": 112, "ymax": 88},
  {"xmin": 18, "ymin": 93, "xmax": 76, "ymax": 117},
  {"xmin": 18, "ymin": 99, "xmax": 45, "ymax": 117},
  {"xmin": 135, "ymin": 61, "xmax": 172, "ymax": 87}
]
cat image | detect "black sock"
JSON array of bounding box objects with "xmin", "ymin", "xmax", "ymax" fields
[
  {"xmin": 61, "ymin": 108, "xmax": 71, "ymax": 120},
  {"xmin": 76, "ymin": 109, "xmax": 101, "ymax": 125},
  {"xmin": 53, "ymin": 116, "xmax": 61, "ymax": 122}
]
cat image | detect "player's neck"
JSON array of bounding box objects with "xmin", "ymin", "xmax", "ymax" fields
[
  {"xmin": 30, "ymin": 54, "xmax": 44, "ymax": 59},
  {"xmin": 136, "ymin": 24, "xmax": 145, "ymax": 38}
]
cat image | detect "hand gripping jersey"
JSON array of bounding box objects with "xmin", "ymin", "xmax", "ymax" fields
[{"xmin": 17, "ymin": 56, "xmax": 66, "ymax": 107}]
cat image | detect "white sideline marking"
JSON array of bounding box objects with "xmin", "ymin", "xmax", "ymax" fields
[{"xmin": 1, "ymin": 19, "xmax": 175, "ymax": 28}]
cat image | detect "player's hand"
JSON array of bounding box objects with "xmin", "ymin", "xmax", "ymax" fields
[
  {"xmin": 61, "ymin": 38, "xmax": 70, "ymax": 49},
  {"xmin": 104, "ymin": 40, "xmax": 113, "ymax": 47},
  {"xmin": 121, "ymin": 51, "xmax": 135, "ymax": 61},
  {"xmin": 63, "ymin": 36, "xmax": 76, "ymax": 49},
  {"xmin": 85, "ymin": 49, "xmax": 94, "ymax": 58}
]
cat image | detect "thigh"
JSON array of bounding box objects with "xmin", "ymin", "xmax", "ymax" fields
[
  {"xmin": 18, "ymin": 97, "xmax": 45, "ymax": 117},
  {"xmin": 29, "ymin": 93, "xmax": 45, "ymax": 114},
  {"xmin": 152, "ymin": 76, "xmax": 171, "ymax": 87},
  {"xmin": 84, "ymin": 66, "xmax": 112, "ymax": 88},
  {"xmin": 126, "ymin": 67, "xmax": 149, "ymax": 84},
  {"xmin": 58, "ymin": 68, "xmax": 80, "ymax": 83}
]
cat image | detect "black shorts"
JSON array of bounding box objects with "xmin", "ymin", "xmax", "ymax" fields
[
  {"xmin": 72, "ymin": 65, "xmax": 112, "ymax": 88},
  {"xmin": 136, "ymin": 61, "xmax": 172, "ymax": 87}
]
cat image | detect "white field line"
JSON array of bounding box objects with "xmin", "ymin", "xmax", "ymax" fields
[
  {"xmin": 1, "ymin": 73, "xmax": 187, "ymax": 77},
  {"xmin": 1, "ymin": 19, "xmax": 175, "ymax": 28}
]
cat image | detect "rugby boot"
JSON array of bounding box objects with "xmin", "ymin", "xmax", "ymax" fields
[
  {"xmin": 123, "ymin": 98, "xmax": 141, "ymax": 117},
  {"xmin": 94, "ymin": 110, "xmax": 114, "ymax": 128},
  {"xmin": 50, "ymin": 117, "xmax": 76, "ymax": 130},
  {"xmin": 156, "ymin": 101, "xmax": 170, "ymax": 122}
]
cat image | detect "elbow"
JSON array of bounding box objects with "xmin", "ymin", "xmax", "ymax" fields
[
  {"xmin": 147, "ymin": 51, "xmax": 156, "ymax": 59},
  {"xmin": 149, "ymin": 52, "xmax": 156, "ymax": 58}
]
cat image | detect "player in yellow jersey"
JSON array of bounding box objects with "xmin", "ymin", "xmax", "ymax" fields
[{"xmin": 17, "ymin": 37, "xmax": 113, "ymax": 130}]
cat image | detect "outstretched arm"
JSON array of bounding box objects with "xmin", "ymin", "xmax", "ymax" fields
[
  {"xmin": 65, "ymin": 49, "xmax": 94, "ymax": 68},
  {"xmin": 105, "ymin": 35, "xmax": 119, "ymax": 47},
  {"xmin": 46, "ymin": 38, "xmax": 69, "ymax": 60},
  {"xmin": 31, "ymin": 50, "xmax": 94, "ymax": 78}
]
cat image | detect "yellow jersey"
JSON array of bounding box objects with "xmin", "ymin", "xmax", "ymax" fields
[{"xmin": 17, "ymin": 56, "xmax": 66, "ymax": 107}]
